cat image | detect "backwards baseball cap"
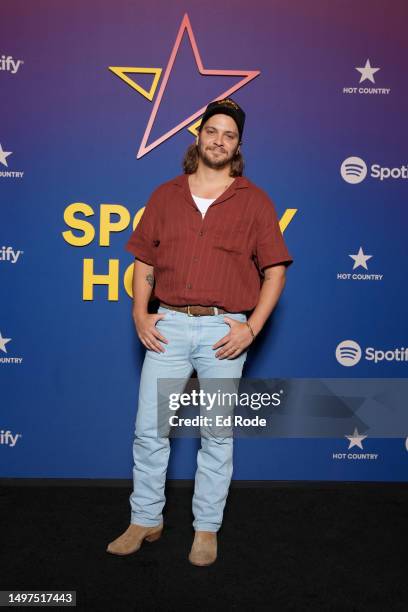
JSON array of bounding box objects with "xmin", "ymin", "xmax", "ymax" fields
[{"xmin": 198, "ymin": 97, "xmax": 245, "ymax": 142}]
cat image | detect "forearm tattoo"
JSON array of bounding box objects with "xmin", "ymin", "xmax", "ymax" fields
[{"xmin": 145, "ymin": 273, "xmax": 154, "ymax": 287}]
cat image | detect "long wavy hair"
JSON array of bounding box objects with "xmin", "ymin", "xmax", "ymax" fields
[{"xmin": 182, "ymin": 141, "xmax": 244, "ymax": 177}]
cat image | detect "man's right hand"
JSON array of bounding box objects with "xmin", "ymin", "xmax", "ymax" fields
[{"xmin": 133, "ymin": 312, "xmax": 169, "ymax": 353}]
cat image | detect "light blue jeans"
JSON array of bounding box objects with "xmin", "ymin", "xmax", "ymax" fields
[{"xmin": 130, "ymin": 305, "xmax": 248, "ymax": 532}]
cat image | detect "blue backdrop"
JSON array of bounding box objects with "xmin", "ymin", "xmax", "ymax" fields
[{"xmin": 1, "ymin": 0, "xmax": 407, "ymax": 480}]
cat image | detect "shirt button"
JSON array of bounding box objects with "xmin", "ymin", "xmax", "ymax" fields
[
  {"xmin": 193, "ymin": 257, "xmax": 198, "ymax": 263},
  {"xmin": 186, "ymin": 283, "xmax": 192, "ymax": 289},
  {"xmin": 199, "ymin": 230, "xmax": 203, "ymax": 236}
]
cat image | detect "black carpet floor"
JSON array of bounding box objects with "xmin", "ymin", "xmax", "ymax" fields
[{"xmin": 1, "ymin": 482, "xmax": 407, "ymax": 611}]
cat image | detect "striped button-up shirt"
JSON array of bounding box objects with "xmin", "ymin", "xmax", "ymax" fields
[{"xmin": 125, "ymin": 173, "xmax": 293, "ymax": 312}]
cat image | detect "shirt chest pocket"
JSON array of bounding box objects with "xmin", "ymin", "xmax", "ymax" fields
[{"xmin": 212, "ymin": 220, "xmax": 249, "ymax": 255}]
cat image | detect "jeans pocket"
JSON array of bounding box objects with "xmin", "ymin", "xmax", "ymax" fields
[
  {"xmin": 221, "ymin": 312, "xmax": 247, "ymax": 323},
  {"xmin": 157, "ymin": 307, "xmax": 177, "ymax": 323}
]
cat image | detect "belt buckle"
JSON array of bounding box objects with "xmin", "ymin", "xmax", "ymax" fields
[{"xmin": 187, "ymin": 305, "xmax": 194, "ymax": 317}]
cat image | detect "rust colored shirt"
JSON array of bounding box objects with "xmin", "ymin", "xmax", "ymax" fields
[{"xmin": 125, "ymin": 173, "xmax": 293, "ymax": 312}]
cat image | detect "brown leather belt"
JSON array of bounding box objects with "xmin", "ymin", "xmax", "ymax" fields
[{"xmin": 160, "ymin": 302, "xmax": 228, "ymax": 317}]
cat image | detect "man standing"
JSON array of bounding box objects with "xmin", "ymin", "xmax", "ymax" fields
[{"xmin": 107, "ymin": 98, "xmax": 293, "ymax": 565}]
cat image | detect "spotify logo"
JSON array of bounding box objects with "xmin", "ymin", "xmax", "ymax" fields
[
  {"xmin": 335, "ymin": 340, "xmax": 362, "ymax": 366},
  {"xmin": 341, "ymin": 156, "xmax": 408, "ymax": 184},
  {"xmin": 336, "ymin": 340, "xmax": 408, "ymax": 367},
  {"xmin": 340, "ymin": 157, "xmax": 367, "ymax": 184}
]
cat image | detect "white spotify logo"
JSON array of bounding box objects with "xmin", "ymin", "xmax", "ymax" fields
[
  {"xmin": 340, "ymin": 157, "xmax": 367, "ymax": 184},
  {"xmin": 335, "ymin": 340, "xmax": 362, "ymax": 366}
]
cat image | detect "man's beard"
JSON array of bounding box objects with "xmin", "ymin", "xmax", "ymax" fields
[{"xmin": 197, "ymin": 141, "xmax": 238, "ymax": 170}]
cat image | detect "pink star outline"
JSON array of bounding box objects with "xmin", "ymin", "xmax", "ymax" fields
[{"xmin": 137, "ymin": 13, "xmax": 260, "ymax": 158}]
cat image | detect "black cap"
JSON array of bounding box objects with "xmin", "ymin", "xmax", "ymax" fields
[{"xmin": 198, "ymin": 98, "xmax": 245, "ymax": 142}]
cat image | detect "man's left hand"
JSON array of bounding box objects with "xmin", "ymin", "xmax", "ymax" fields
[{"xmin": 212, "ymin": 317, "xmax": 254, "ymax": 359}]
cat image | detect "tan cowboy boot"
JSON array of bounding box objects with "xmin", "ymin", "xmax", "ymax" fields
[
  {"xmin": 188, "ymin": 531, "xmax": 217, "ymax": 566},
  {"xmin": 106, "ymin": 523, "xmax": 163, "ymax": 556}
]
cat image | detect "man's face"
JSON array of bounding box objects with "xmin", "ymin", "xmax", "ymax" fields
[{"xmin": 197, "ymin": 114, "xmax": 240, "ymax": 170}]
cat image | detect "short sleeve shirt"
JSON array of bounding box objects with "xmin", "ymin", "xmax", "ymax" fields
[{"xmin": 125, "ymin": 173, "xmax": 293, "ymax": 312}]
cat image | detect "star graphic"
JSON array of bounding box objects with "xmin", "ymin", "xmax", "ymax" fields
[
  {"xmin": 0, "ymin": 331, "xmax": 12, "ymax": 353},
  {"xmin": 0, "ymin": 144, "xmax": 13, "ymax": 167},
  {"xmin": 110, "ymin": 14, "xmax": 260, "ymax": 158},
  {"xmin": 349, "ymin": 247, "xmax": 373, "ymax": 270},
  {"xmin": 355, "ymin": 59, "xmax": 380, "ymax": 84},
  {"xmin": 346, "ymin": 428, "xmax": 367, "ymax": 450}
]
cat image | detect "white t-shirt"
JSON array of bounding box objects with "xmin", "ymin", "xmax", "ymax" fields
[{"xmin": 192, "ymin": 194, "xmax": 216, "ymax": 218}]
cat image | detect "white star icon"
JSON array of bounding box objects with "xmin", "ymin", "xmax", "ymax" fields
[
  {"xmin": 0, "ymin": 143, "xmax": 13, "ymax": 167},
  {"xmin": 346, "ymin": 428, "xmax": 367, "ymax": 450},
  {"xmin": 0, "ymin": 331, "xmax": 12, "ymax": 353},
  {"xmin": 355, "ymin": 59, "xmax": 380, "ymax": 84},
  {"xmin": 349, "ymin": 247, "xmax": 373, "ymax": 270}
]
